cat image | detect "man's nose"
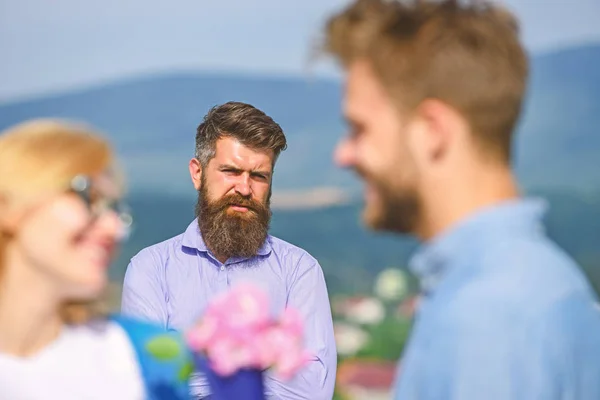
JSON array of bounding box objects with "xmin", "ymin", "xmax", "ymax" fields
[
  {"xmin": 334, "ymin": 137, "xmax": 356, "ymax": 168},
  {"xmin": 234, "ymin": 174, "xmax": 252, "ymax": 197}
]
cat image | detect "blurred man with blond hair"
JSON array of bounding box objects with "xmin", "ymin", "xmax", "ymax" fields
[{"xmin": 322, "ymin": 0, "xmax": 600, "ymax": 398}]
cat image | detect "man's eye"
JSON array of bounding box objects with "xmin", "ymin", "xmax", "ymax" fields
[{"xmin": 350, "ymin": 125, "xmax": 364, "ymax": 139}]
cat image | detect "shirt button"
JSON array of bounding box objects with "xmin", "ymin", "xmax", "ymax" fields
[{"xmin": 220, "ymin": 266, "xmax": 225, "ymax": 271}]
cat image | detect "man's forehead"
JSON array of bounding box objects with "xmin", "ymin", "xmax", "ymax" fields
[
  {"xmin": 213, "ymin": 137, "xmax": 274, "ymax": 168},
  {"xmin": 344, "ymin": 61, "xmax": 389, "ymax": 119}
]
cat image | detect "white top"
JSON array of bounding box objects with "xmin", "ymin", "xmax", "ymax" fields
[{"xmin": 0, "ymin": 320, "xmax": 145, "ymax": 400}]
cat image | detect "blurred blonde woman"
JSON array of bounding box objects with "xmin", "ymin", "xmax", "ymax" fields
[{"xmin": 0, "ymin": 119, "xmax": 192, "ymax": 399}]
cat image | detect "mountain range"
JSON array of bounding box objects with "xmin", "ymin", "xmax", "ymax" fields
[
  {"xmin": 0, "ymin": 43, "xmax": 598, "ymax": 295},
  {"xmin": 1, "ymin": 44, "xmax": 599, "ymax": 196}
]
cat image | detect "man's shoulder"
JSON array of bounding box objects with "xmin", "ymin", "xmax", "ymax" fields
[
  {"xmin": 441, "ymin": 234, "xmax": 598, "ymax": 330},
  {"xmin": 130, "ymin": 232, "xmax": 186, "ymax": 267},
  {"xmin": 480, "ymin": 232, "xmax": 593, "ymax": 300},
  {"xmin": 267, "ymin": 234, "xmax": 319, "ymax": 265}
]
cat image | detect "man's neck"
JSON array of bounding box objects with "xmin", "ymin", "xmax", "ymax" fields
[
  {"xmin": 418, "ymin": 166, "xmax": 519, "ymax": 241},
  {"xmin": 0, "ymin": 248, "xmax": 63, "ymax": 357}
]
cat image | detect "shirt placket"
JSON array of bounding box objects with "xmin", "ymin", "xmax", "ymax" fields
[{"xmin": 217, "ymin": 263, "xmax": 229, "ymax": 291}]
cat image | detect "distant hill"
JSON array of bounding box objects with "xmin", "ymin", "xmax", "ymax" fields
[
  {"xmin": 0, "ymin": 73, "xmax": 350, "ymax": 193},
  {"xmin": 0, "ymin": 44, "xmax": 599, "ymax": 195},
  {"xmin": 514, "ymin": 44, "xmax": 600, "ymax": 190},
  {"xmin": 1, "ymin": 44, "xmax": 599, "ymax": 298}
]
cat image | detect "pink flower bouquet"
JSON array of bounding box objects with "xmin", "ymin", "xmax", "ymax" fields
[{"xmin": 186, "ymin": 283, "xmax": 312, "ymax": 399}]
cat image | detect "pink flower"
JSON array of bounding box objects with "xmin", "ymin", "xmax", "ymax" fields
[
  {"xmin": 248, "ymin": 330, "xmax": 278, "ymax": 370},
  {"xmin": 274, "ymin": 349, "xmax": 313, "ymax": 380},
  {"xmin": 186, "ymin": 313, "xmax": 219, "ymax": 349},
  {"xmin": 207, "ymin": 337, "xmax": 240, "ymax": 376},
  {"xmin": 261, "ymin": 325, "xmax": 312, "ymax": 380},
  {"xmin": 205, "ymin": 283, "xmax": 271, "ymax": 333},
  {"xmin": 186, "ymin": 283, "xmax": 311, "ymax": 380}
]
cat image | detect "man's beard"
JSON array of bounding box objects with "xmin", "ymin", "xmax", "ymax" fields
[
  {"xmin": 361, "ymin": 169, "xmax": 421, "ymax": 235},
  {"xmin": 195, "ymin": 180, "xmax": 271, "ymax": 260}
]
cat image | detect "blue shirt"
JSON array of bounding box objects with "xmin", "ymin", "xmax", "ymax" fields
[
  {"xmin": 121, "ymin": 220, "xmax": 337, "ymax": 400},
  {"xmin": 394, "ymin": 198, "xmax": 600, "ymax": 400}
]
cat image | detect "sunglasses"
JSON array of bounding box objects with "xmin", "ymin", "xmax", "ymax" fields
[{"xmin": 70, "ymin": 175, "xmax": 133, "ymax": 240}]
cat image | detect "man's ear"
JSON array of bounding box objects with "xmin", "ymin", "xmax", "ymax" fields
[
  {"xmin": 0, "ymin": 194, "xmax": 20, "ymax": 236},
  {"xmin": 415, "ymin": 98, "xmax": 465, "ymax": 163},
  {"xmin": 189, "ymin": 158, "xmax": 203, "ymax": 190}
]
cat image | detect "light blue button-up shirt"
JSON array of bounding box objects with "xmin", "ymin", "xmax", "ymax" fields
[
  {"xmin": 121, "ymin": 220, "xmax": 337, "ymax": 400},
  {"xmin": 394, "ymin": 198, "xmax": 600, "ymax": 400}
]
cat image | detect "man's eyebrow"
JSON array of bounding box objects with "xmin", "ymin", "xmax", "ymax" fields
[
  {"xmin": 219, "ymin": 164, "xmax": 271, "ymax": 176},
  {"xmin": 218, "ymin": 163, "xmax": 242, "ymax": 171},
  {"xmin": 251, "ymin": 169, "xmax": 272, "ymax": 177}
]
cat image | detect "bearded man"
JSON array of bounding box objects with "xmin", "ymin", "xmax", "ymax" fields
[{"xmin": 121, "ymin": 101, "xmax": 336, "ymax": 400}]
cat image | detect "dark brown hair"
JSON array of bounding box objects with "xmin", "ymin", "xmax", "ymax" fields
[
  {"xmin": 322, "ymin": 0, "xmax": 528, "ymax": 162},
  {"xmin": 195, "ymin": 101, "xmax": 287, "ymax": 167}
]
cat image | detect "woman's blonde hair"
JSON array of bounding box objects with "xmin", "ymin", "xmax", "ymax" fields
[{"xmin": 0, "ymin": 119, "xmax": 115, "ymax": 323}]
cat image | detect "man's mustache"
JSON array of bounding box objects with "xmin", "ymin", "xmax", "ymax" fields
[{"xmin": 217, "ymin": 194, "xmax": 263, "ymax": 212}]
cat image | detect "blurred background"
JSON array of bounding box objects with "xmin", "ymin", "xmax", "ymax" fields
[{"xmin": 1, "ymin": 1, "xmax": 599, "ymax": 398}]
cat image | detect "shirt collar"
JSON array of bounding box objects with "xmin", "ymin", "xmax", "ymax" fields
[
  {"xmin": 408, "ymin": 197, "xmax": 548, "ymax": 295},
  {"xmin": 181, "ymin": 219, "xmax": 272, "ymax": 257}
]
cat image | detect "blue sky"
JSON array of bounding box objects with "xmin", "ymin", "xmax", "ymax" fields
[{"xmin": 1, "ymin": 0, "xmax": 599, "ymax": 103}]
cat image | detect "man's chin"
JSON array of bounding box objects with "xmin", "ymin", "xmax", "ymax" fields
[
  {"xmin": 362, "ymin": 202, "xmax": 417, "ymax": 234},
  {"xmin": 362, "ymin": 204, "xmax": 386, "ymax": 231}
]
